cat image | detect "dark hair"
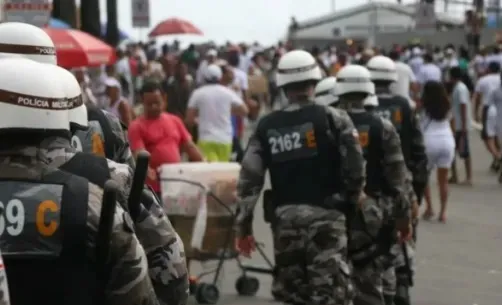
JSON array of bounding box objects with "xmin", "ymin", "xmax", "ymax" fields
[
  {"xmin": 227, "ymin": 52, "xmax": 240, "ymax": 67},
  {"xmin": 423, "ymin": 53, "xmax": 433, "ymax": 62},
  {"xmin": 140, "ymin": 81, "xmax": 162, "ymax": 95},
  {"xmin": 450, "ymin": 66, "xmax": 462, "ymax": 79},
  {"xmin": 488, "ymin": 61, "xmax": 501, "ymax": 73},
  {"xmin": 388, "ymin": 50, "xmax": 400, "ymax": 60},
  {"xmin": 422, "ymin": 81, "xmax": 450, "ymax": 121}
]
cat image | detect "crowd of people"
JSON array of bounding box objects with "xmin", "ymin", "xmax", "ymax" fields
[{"xmin": 66, "ymin": 35, "xmax": 502, "ymax": 305}]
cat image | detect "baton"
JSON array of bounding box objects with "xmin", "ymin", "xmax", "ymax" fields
[
  {"xmin": 96, "ymin": 180, "xmax": 119, "ymax": 305},
  {"xmin": 128, "ymin": 151, "xmax": 150, "ymax": 222},
  {"xmin": 401, "ymin": 242, "xmax": 414, "ymax": 287}
]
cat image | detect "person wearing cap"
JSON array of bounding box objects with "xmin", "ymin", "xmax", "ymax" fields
[
  {"xmin": 195, "ymin": 48, "xmax": 218, "ymax": 85},
  {"xmin": 104, "ymin": 77, "xmax": 133, "ymax": 126},
  {"xmin": 408, "ymin": 47, "xmax": 424, "ymax": 76},
  {"xmin": 0, "ymin": 56, "xmax": 158, "ymax": 305},
  {"xmin": 416, "ymin": 53, "xmax": 441, "ymax": 86},
  {"xmin": 235, "ymin": 49, "xmax": 365, "ymax": 305},
  {"xmin": 186, "ymin": 64, "xmax": 248, "ymax": 161}
]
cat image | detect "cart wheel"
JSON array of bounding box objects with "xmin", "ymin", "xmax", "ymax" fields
[
  {"xmin": 195, "ymin": 283, "xmax": 220, "ymax": 304},
  {"xmin": 235, "ymin": 275, "xmax": 260, "ymax": 296}
]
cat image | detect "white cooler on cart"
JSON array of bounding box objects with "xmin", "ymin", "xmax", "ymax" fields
[{"xmin": 159, "ymin": 162, "xmax": 240, "ymax": 254}]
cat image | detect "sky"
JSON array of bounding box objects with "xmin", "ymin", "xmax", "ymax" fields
[{"xmin": 96, "ymin": 0, "xmax": 377, "ymax": 45}]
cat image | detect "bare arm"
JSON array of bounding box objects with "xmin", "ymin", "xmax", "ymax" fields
[
  {"xmin": 182, "ymin": 141, "xmax": 204, "ymax": 162},
  {"xmin": 184, "ymin": 107, "xmax": 198, "ymax": 128},
  {"xmin": 118, "ymin": 101, "xmax": 133, "ymax": 126},
  {"xmin": 231, "ymin": 102, "xmax": 249, "ymax": 117}
]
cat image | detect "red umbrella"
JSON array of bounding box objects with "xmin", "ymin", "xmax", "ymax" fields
[
  {"xmin": 43, "ymin": 28, "xmax": 116, "ymax": 68},
  {"xmin": 148, "ymin": 18, "xmax": 203, "ymax": 37}
]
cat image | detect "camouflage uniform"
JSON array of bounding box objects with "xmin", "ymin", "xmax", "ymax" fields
[
  {"xmin": 392, "ymin": 109, "xmax": 426, "ymax": 305},
  {"xmin": 341, "ymin": 104, "xmax": 410, "ymax": 305},
  {"xmin": 237, "ymin": 103, "xmax": 365, "ymax": 305},
  {"xmin": 41, "ymin": 137, "xmax": 189, "ymax": 305},
  {"xmin": 101, "ymin": 109, "xmax": 135, "ymax": 167},
  {"xmin": 80, "ymin": 104, "xmax": 135, "ymax": 167},
  {"xmin": 0, "ymin": 148, "xmax": 158, "ymax": 305},
  {"xmin": 0, "ymin": 251, "xmax": 10, "ymax": 305}
]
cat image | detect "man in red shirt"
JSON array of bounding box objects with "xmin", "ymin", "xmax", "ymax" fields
[{"xmin": 128, "ymin": 82, "xmax": 204, "ymax": 194}]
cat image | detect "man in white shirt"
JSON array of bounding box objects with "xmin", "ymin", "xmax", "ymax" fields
[
  {"xmin": 416, "ymin": 53, "xmax": 441, "ymax": 85},
  {"xmin": 487, "ymin": 74, "xmax": 502, "ymax": 180},
  {"xmin": 449, "ymin": 67, "xmax": 473, "ymax": 184},
  {"xmin": 389, "ymin": 50, "xmax": 418, "ymax": 106},
  {"xmin": 408, "ymin": 47, "xmax": 424, "ymax": 75},
  {"xmin": 185, "ymin": 64, "xmax": 248, "ymax": 161},
  {"xmin": 473, "ymin": 62, "xmax": 501, "ymax": 141}
]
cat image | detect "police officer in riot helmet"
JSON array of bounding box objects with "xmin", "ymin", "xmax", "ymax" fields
[
  {"xmin": 0, "ymin": 22, "xmax": 134, "ymax": 167},
  {"xmin": 0, "ymin": 57, "xmax": 158, "ymax": 305},
  {"xmin": 0, "ymin": 22, "xmax": 189, "ymax": 305},
  {"xmin": 363, "ymin": 94, "xmax": 379, "ymax": 112},
  {"xmin": 314, "ymin": 76, "xmax": 339, "ymax": 107},
  {"xmin": 235, "ymin": 50, "xmax": 365, "ymax": 305},
  {"xmin": 336, "ymin": 65, "xmax": 411, "ymax": 305},
  {"xmin": 367, "ymin": 55, "xmax": 427, "ymax": 202},
  {"xmin": 367, "ymin": 55, "xmax": 427, "ymax": 305}
]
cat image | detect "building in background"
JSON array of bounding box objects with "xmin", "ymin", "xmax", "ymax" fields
[{"xmin": 288, "ymin": 1, "xmax": 462, "ymax": 48}]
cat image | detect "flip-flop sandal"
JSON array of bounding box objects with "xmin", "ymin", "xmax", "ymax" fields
[
  {"xmin": 448, "ymin": 177, "xmax": 458, "ymax": 184},
  {"xmin": 438, "ymin": 215, "xmax": 446, "ymax": 223}
]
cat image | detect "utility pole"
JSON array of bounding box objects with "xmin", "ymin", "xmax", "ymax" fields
[{"xmin": 331, "ymin": 0, "xmax": 336, "ymax": 11}]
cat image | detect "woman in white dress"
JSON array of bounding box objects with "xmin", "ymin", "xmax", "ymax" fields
[{"xmin": 420, "ymin": 81, "xmax": 455, "ymax": 223}]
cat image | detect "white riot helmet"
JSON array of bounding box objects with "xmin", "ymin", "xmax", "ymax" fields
[
  {"xmin": 0, "ymin": 22, "xmax": 57, "ymax": 65},
  {"xmin": 276, "ymin": 50, "xmax": 322, "ymax": 87},
  {"xmin": 0, "ymin": 58, "xmax": 68, "ymax": 131},
  {"xmin": 363, "ymin": 95, "xmax": 379, "ymax": 107},
  {"xmin": 366, "ymin": 55, "xmax": 397, "ymax": 82},
  {"xmin": 335, "ymin": 65, "xmax": 375, "ymax": 96},
  {"xmin": 53, "ymin": 66, "xmax": 88, "ymax": 129},
  {"xmin": 315, "ymin": 77, "xmax": 338, "ymax": 106}
]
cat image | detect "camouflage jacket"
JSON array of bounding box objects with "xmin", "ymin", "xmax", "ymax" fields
[
  {"xmin": 41, "ymin": 137, "xmax": 188, "ymax": 305},
  {"xmin": 0, "ymin": 148, "xmax": 158, "ymax": 305}
]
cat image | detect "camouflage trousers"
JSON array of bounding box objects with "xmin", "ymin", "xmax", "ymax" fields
[
  {"xmin": 349, "ymin": 196, "xmax": 385, "ymax": 305},
  {"xmin": 274, "ymin": 204, "xmax": 354, "ymax": 305},
  {"xmin": 382, "ymin": 241, "xmax": 415, "ymax": 305}
]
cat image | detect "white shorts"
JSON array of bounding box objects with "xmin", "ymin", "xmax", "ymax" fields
[
  {"xmin": 485, "ymin": 105, "xmax": 497, "ymax": 138},
  {"xmin": 425, "ymin": 135, "xmax": 455, "ymax": 170}
]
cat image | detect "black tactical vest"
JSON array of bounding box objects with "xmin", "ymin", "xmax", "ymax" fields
[
  {"xmin": 348, "ymin": 111, "xmax": 386, "ymax": 197},
  {"xmin": 87, "ymin": 104, "xmax": 117, "ymax": 160},
  {"xmin": 256, "ymin": 104, "xmax": 342, "ymax": 206},
  {"xmin": 0, "ymin": 166, "xmax": 98, "ymax": 305},
  {"xmin": 71, "ymin": 121, "xmax": 106, "ymax": 157},
  {"xmin": 374, "ymin": 95, "xmax": 413, "ymax": 163}
]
